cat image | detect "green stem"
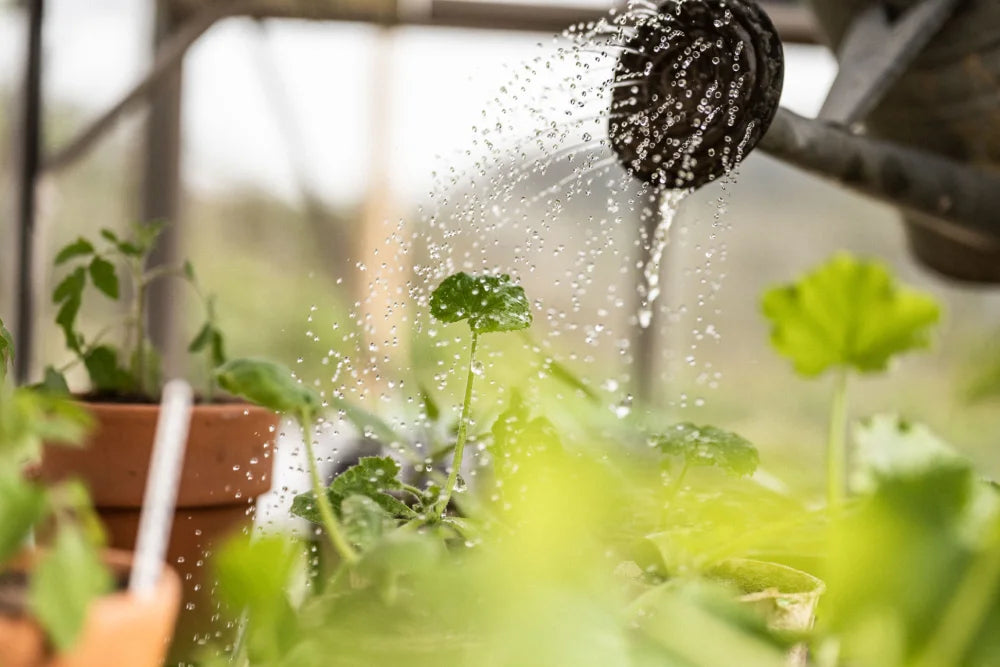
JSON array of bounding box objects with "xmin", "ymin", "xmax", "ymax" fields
[
  {"xmin": 435, "ymin": 331, "xmax": 479, "ymax": 517},
  {"xmin": 826, "ymin": 368, "xmax": 849, "ymax": 510},
  {"xmin": 298, "ymin": 410, "xmax": 358, "ymax": 565},
  {"xmin": 913, "ymin": 522, "xmax": 1000, "ymax": 667},
  {"xmin": 668, "ymin": 459, "xmax": 692, "ymax": 499}
]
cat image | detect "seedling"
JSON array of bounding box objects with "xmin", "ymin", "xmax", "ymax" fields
[
  {"xmin": 761, "ymin": 252, "xmax": 940, "ymax": 508},
  {"xmin": 651, "ymin": 422, "xmax": 759, "ymax": 495},
  {"xmin": 49, "ymin": 222, "xmax": 224, "ymax": 399},
  {"xmin": 428, "ymin": 272, "xmax": 532, "ymax": 515}
]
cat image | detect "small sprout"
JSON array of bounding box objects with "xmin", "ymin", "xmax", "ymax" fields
[
  {"xmin": 428, "ymin": 272, "xmax": 533, "ymax": 517},
  {"xmin": 652, "ymin": 423, "xmax": 759, "ymax": 479}
]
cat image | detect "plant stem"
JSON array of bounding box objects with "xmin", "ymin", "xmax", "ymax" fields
[
  {"xmin": 298, "ymin": 410, "xmax": 358, "ymax": 566},
  {"xmin": 826, "ymin": 367, "xmax": 849, "ymax": 510},
  {"xmin": 668, "ymin": 459, "xmax": 692, "ymax": 499},
  {"xmin": 435, "ymin": 331, "xmax": 479, "ymax": 517}
]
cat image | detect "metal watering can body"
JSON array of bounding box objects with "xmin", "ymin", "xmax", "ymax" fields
[{"xmin": 610, "ymin": 0, "xmax": 1000, "ymax": 282}]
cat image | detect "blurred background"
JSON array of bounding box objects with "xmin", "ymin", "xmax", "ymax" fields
[{"xmin": 1, "ymin": 0, "xmax": 999, "ymax": 498}]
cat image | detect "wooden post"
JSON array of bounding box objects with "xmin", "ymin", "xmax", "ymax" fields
[
  {"xmin": 14, "ymin": 0, "xmax": 45, "ymax": 384},
  {"xmin": 142, "ymin": 0, "xmax": 186, "ymax": 377}
]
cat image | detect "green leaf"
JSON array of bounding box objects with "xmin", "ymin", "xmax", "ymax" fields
[
  {"xmin": 341, "ymin": 494, "xmax": 397, "ymax": 550},
  {"xmin": 29, "ymin": 523, "xmax": 112, "ymax": 651},
  {"xmin": 36, "ymin": 366, "xmax": 71, "ymax": 395},
  {"xmin": 419, "ymin": 384, "xmax": 440, "ymax": 423},
  {"xmin": 210, "ymin": 330, "xmax": 226, "ymax": 367},
  {"xmin": 188, "ymin": 322, "xmax": 213, "ymax": 353},
  {"xmin": 0, "ymin": 318, "xmax": 13, "ymax": 380},
  {"xmin": 291, "ymin": 456, "xmax": 416, "ymax": 526},
  {"xmin": 99, "ymin": 228, "xmax": 119, "ymax": 244},
  {"xmin": 83, "ymin": 345, "xmax": 133, "ymax": 394},
  {"xmin": 52, "ymin": 267, "xmax": 87, "ymax": 351},
  {"xmin": 0, "ymin": 473, "xmax": 46, "ymax": 564},
  {"xmin": 430, "ymin": 272, "xmax": 532, "ymax": 335},
  {"xmin": 490, "ymin": 391, "xmax": 561, "ymax": 471},
  {"xmin": 133, "ymin": 220, "xmax": 165, "ymax": 254},
  {"xmin": 852, "ymin": 415, "xmax": 965, "ymax": 493},
  {"xmin": 761, "ymin": 253, "xmax": 941, "ymax": 377},
  {"xmin": 54, "ymin": 238, "xmax": 94, "ymax": 265},
  {"xmin": 652, "ymin": 423, "xmax": 759, "ymax": 477},
  {"xmin": 215, "ymin": 358, "xmax": 321, "ymax": 416},
  {"xmin": 52, "ymin": 266, "xmax": 86, "ymax": 305},
  {"xmin": 183, "ymin": 259, "xmax": 196, "ymax": 282},
  {"xmin": 0, "ymin": 388, "xmax": 91, "ymax": 464},
  {"xmin": 213, "ymin": 534, "xmax": 301, "ymax": 662},
  {"xmin": 87, "ymin": 257, "xmax": 119, "ymax": 300}
]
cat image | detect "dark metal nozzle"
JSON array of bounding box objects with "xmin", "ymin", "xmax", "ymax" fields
[{"xmin": 609, "ymin": 0, "xmax": 784, "ymax": 189}]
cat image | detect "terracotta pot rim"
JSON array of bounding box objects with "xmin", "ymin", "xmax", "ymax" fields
[
  {"xmin": 79, "ymin": 401, "xmax": 276, "ymax": 416},
  {"xmin": 3, "ymin": 548, "xmax": 179, "ymax": 602}
]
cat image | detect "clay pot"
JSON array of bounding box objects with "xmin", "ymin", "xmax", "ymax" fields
[
  {"xmin": 39, "ymin": 402, "xmax": 278, "ymax": 660},
  {"xmin": 0, "ymin": 549, "xmax": 180, "ymax": 667}
]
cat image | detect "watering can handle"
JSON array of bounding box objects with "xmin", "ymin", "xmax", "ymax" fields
[{"xmin": 818, "ymin": 0, "xmax": 963, "ymax": 126}]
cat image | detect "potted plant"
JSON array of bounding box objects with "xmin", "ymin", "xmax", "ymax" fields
[
  {"xmin": 0, "ymin": 318, "xmax": 180, "ymax": 667},
  {"xmin": 35, "ymin": 221, "xmax": 278, "ymax": 655},
  {"xmin": 187, "ymin": 258, "xmax": 1000, "ymax": 667},
  {"xmin": 191, "ymin": 271, "xmax": 829, "ymax": 666}
]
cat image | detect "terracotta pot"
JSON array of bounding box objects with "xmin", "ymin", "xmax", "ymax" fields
[
  {"xmin": 39, "ymin": 402, "xmax": 278, "ymax": 661},
  {"xmin": 0, "ymin": 549, "xmax": 180, "ymax": 667}
]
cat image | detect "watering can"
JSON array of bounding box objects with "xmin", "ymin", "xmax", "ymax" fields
[{"xmin": 609, "ymin": 0, "xmax": 1000, "ymax": 282}]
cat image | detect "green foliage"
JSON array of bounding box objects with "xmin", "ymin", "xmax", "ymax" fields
[
  {"xmin": 214, "ymin": 534, "xmax": 303, "ymax": 663},
  {"xmin": 49, "ymin": 221, "xmax": 228, "ymax": 399},
  {"xmin": 0, "ymin": 319, "xmax": 13, "ymax": 382},
  {"xmin": 0, "ymin": 385, "xmax": 93, "ymax": 465},
  {"xmin": 761, "ymin": 253, "xmax": 940, "ymax": 377},
  {"xmin": 430, "ymin": 272, "xmax": 532, "ymax": 335},
  {"xmin": 291, "ymin": 456, "xmax": 417, "ymax": 529},
  {"xmin": 490, "ymin": 391, "xmax": 561, "ymax": 479},
  {"xmin": 825, "ymin": 463, "xmax": 1000, "ymax": 665},
  {"xmin": 0, "ymin": 473, "xmax": 46, "ymax": 564},
  {"xmin": 28, "ymin": 523, "xmax": 112, "ymax": 651},
  {"xmin": 215, "ymin": 358, "xmax": 322, "ymax": 417},
  {"xmin": 652, "ymin": 423, "xmax": 759, "ymax": 478}
]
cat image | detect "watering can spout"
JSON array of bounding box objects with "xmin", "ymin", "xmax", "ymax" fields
[{"xmin": 608, "ymin": 0, "xmax": 784, "ymax": 190}]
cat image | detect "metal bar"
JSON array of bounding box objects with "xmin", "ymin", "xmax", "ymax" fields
[
  {"xmin": 143, "ymin": 0, "xmax": 186, "ymax": 379},
  {"xmin": 170, "ymin": 0, "xmax": 818, "ymax": 42},
  {"xmin": 14, "ymin": 0, "xmax": 44, "ymax": 384},
  {"xmin": 45, "ymin": 0, "xmax": 816, "ymax": 178}
]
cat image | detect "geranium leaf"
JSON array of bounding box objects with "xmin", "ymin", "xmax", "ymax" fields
[
  {"xmin": 652, "ymin": 423, "xmax": 759, "ymax": 477},
  {"xmin": 761, "ymin": 253, "xmax": 941, "ymax": 377},
  {"xmin": 430, "ymin": 272, "xmax": 532, "ymax": 335}
]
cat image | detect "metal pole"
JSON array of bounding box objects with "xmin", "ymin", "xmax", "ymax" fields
[
  {"xmin": 143, "ymin": 0, "xmax": 185, "ymax": 378},
  {"xmin": 15, "ymin": 0, "xmax": 44, "ymax": 384}
]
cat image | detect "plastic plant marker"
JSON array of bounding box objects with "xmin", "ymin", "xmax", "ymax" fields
[{"xmin": 129, "ymin": 380, "xmax": 193, "ymax": 597}]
